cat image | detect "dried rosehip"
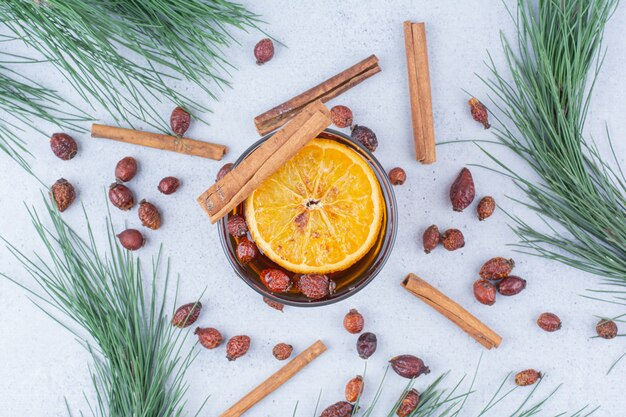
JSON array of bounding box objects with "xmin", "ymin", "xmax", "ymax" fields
[
  {"xmin": 263, "ymin": 296, "xmax": 284, "ymax": 312},
  {"xmin": 343, "ymin": 309, "xmax": 364, "ymax": 334},
  {"xmin": 138, "ymin": 200, "xmax": 161, "ymax": 230},
  {"xmin": 356, "ymin": 332, "xmax": 377, "ymax": 359},
  {"xmin": 596, "ymin": 319, "xmax": 618, "ymax": 339},
  {"xmin": 537, "ymin": 312, "xmax": 562, "ymax": 332},
  {"xmin": 236, "ymin": 237, "xmax": 258, "ymax": 264},
  {"xmin": 50, "ymin": 133, "xmax": 77, "ymax": 160},
  {"xmin": 254, "ymin": 38, "xmax": 274, "ymax": 65},
  {"xmin": 473, "ymin": 279, "xmax": 496, "ymax": 306},
  {"xmin": 441, "ymin": 229, "xmax": 465, "ymax": 251},
  {"xmin": 450, "ymin": 168, "xmax": 475, "ymax": 212},
  {"xmin": 297, "ymin": 274, "xmax": 335, "ymax": 300},
  {"xmin": 109, "ymin": 183, "xmax": 135, "ymax": 211},
  {"xmin": 172, "ymin": 302, "xmax": 202, "ymax": 328},
  {"xmin": 468, "ymin": 98, "xmax": 491, "ymax": 129},
  {"xmin": 170, "ymin": 106, "xmax": 191, "ymax": 136},
  {"xmin": 195, "ymin": 327, "xmax": 223, "ymax": 349},
  {"xmin": 388, "ymin": 167, "xmax": 407, "ymax": 185},
  {"xmin": 272, "ymin": 343, "xmax": 293, "ymax": 360},
  {"xmin": 345, "ymin": 375, "xmax": 364, "ymax": 403},
  {"xmin": 260, "ymin": 269, "xmax": 292, "ymax": 293},
  {"xmin": 351, "ymin": 125, "xmax": 378, "ymax": 152},
  {"xmin": 496, "ymin": 276, "xmax": 526, "ymax": 296},
  {"xmin": 158, "ymin": 176, "xmax": 180, "ymax": 195},
  {"xmin": 216, "ymin": 162, "xmax": 234, "ymax": 182},
  {"xmin": 515, "ymin": 369, "xmax": 541, "ymax": 386},
  {"xmin": 397, "ymin": 389, "xmax": 420, "ymax": 417},
  {"xmin": 479, "ymin": 257, "xmax": 515, "ymax": 280},
  {"xmin": 330, "ymin": 105, "xmax": 353, "ymax": 128},
  {"xmin": 227, "ymin": 215, "xmax": 248, "ymax": 237},
  {"xmin": 117, "ymin": 229, "xmax": 145, "ymax": 251},
  {"xmin": 422, "ymin": 224, "xmax": 440, "ymax": 254},
  {"xmin": 320, "ymin": 401, "xmax": 354, "ymax": 417},
  {"xmin": 50, "ymin": 178, "xmax": 75, "ymax": 212},
  {"xmin": 115, "ymin": 156, "xmax": 137, "ymax": 182},
  {"xmin": 226, "ymin": 335, "xmax": 251, "ymax": 361},
  {"xmin": 389, "ymin": 355, "xmax": 430, "ymax": 379},
  {"xmin": 477, "ymin": 196, "xmax": 496, "ymax": 220}
]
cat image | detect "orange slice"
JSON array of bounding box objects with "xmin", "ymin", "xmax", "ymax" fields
[{"xmin": 245, "ymin": 138, "xmax": 383, "ymax": 274}]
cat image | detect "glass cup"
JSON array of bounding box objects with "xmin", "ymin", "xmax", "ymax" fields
[{"xmin": 218, "ymin": 128, "xmax": 398, "ymax": 307}]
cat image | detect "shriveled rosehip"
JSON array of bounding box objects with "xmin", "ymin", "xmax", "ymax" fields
[
  {"xmin": 473, "ymin": 279, "xmax": 496, "ymax": 305},
  {"xmin": 227, "ymin": 215, "xmax": 248, "ymax": 237},
  {"xmin": 195, "ymin": 327, "xmax": 222, "ymax": 349},
  {"xmin": 351, "ymin": 124, "xmax": 378, "ymax": 152},
  {"xmin": 254, "ymin": 38, "xmax": 274, "ymax": 65},
  {"xmin": 272, "ymin": 343, "xmax": 293, "ymax": 360},
  {"xmin": 50, "ymin": 133, "xmax": 77, "ymax": 160},
  {"xmin": 389, "ymin": 355, "xmax": 430, "ymax": 379},
  {"xmin": 50, "ymin": 178, "xmax": 75, "ymax": 212},
  {"xmin": 170, "ymin": 106, "xmax": 191, "ymax": 136},
  {"xmin": 172, "ymin": 302, "xmax": 202, "ymax": 328},
  {"xmin": 397, "ymin": 389, "xmax": 420, "ymax": 417},
  {"xmin": 441, "ymin": 228, "xmax": 465, "ymax": 251},
  {"xmin": 109, "ymin": 183, "xmax": 134, "ymax": 210},
  {"xmin": 138, "ymin": 200, "xmax": 161, "ymax": 230},
  {"xmin": 537, "ymin": 312, "xmax": 562, "ymax": 332},
  {"xmin": 356, "ymin": 332, "xmax": 377, "ymax": 359},
  {"xmin": 388, "ymin": 167, "xmax": 407, "ymax": 185},
  {"xmin": 320, "ymin": 401, "xmax": 353, "ymax": 417},
  {"xmin": 343, "ymin": 309, "xmax": 364, "ymax": 334},
  {"xmin": 477, "ymin": 196, "xmax": 496, "ymax": 220},
  {"xmin": 479, "ymin": 257, "xmax": 515, "ymax": 280},
  {"xmin": 515, "ymin": 369, "xmax": 541, "ymax": 386},
  {"xmin": 345, "ymin": 375, "xmax": 364, "ymax": 403},
  {"xmin": 297, "ymin": 274, "xmax": 335, "ymax": 300},
  {"xmin": 496, "ymin": 276, "xmax": 526, "ymax": 296},
  {"xmin": 115, "ymin": 156, "xmax": 137, "ymax": 182},
  {"xmin": 260, "ymin": 269, "xmax": 292, "ymax": 293},
  {"xmin": 117, "ymin": 229, "xmax": 145, "ymax": 251},
  {"xmin": 450, "ymin": 167, "xmax": 475, "ymax": 212},
  {"xmin": 330, "ymin": 105, "xmax": 353, "ymax": 128},
  {"xmin": 158, "ymin": 176, "xmax": 180, "ymax": 195},
  {"xmin": 236, "ymin": 237, "xmax": 258, "ymax": 263},
  {"xmin": 263, "ymin": 296, "xmax": 284, "ymax": 312},
  {"xmin": 216, "ymin": 162, "xmax": 234, "ymax": 182},
  {"xmin": 596, "ymin": 319, "xmax": 618, "ymax": 339},
  {"xmin": 422, "ymin": 224, "xmax": 440, "ymax": 254},
  {"xmin": 226, "ymin": 335, "xmax": 250, "ymax": 361},
  {"xmin": 468, "ymin": 97, "xmax": 491, "ymax": 129}
]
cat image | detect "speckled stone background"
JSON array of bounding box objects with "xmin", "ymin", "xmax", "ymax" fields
[{"xmin": 1, "ymin": 1, "xmax": 625, "ymax": 416}]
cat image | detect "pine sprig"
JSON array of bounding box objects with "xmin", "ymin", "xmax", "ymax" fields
[
  {"xmin": 2, "ymin": 198, "xmax": 202, "ymax": 417},
  {"xmin": 1, "ymin": 0, "xmax": 262, "ymax": 130}
]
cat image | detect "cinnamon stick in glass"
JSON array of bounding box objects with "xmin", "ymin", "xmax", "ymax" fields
[
  {"xmin": 219, "ymin": 340, "xmax": 327, "ymax": 417},
  {"xmin": 198, "ymin": 100, "xmax": 331, "ymax": 224},
  {"xmin": 402, "ymin": 273, "xmax": 501, "ymax": 349}
]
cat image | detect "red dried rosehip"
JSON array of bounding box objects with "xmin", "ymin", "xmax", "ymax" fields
[
  {"xmin": 473, "ymin": 279, "xmax": 496, "ymax": 305},
  {"xmin": 226, "ymin": 335, "xmax": 251, "ymax": 361},
  {"xmin": 351, "ymin": 125, "xmax": 378, "ymax": 152},
  {"xmin": 537, "ymin": 312, "xmax": 562, "ymax": 332},
  {"xmin": 596, "ymin": 319, "xmax": 618, "ymax": 339},
  {"xmin": 477, "ymin": 196, "xmax": 496, "ymax": 220},
  {"xmin": 260, "ymin": 269, "xmax": 292, "ymax": 293},
  {"xmin": 388, "ymin": 167, "xmax": 407, "ymax": 185},
  {"xmin": 236, "ymin": 237, "xmax": 258, "ymax": 264},
  {"xmin": 515, "ymin": 369, "xmax": 541, "ymax": 386},
  {"xmin": 227, "ymin": 215, "xmax": 248, "ymax": 237},
  {"xmin": 441, "ymin": 228, "xmax": 465, "ymax": 251},
  {"xmin": 330, "ymin": 105, "xmax": 353, "ymax": 128},
  {"xmin": 50, "ymin": 133, "xmax": 77, "ymax": 160},
  {"xmin": 172, "ymin": 302, "xmax": 202, "ymax": 328},
  {"xmin": 170, "ymin": 106, "xmax": 191, "ymax": 136},
  {"xmin": 397, "ymin": 389, "xmax": 420, "ymax": 417},
  {"xmin": 158, "ymin": 176, "xmax": 180, "ymax": 195},
  {"xmin": 297, "ymin": 274, "xmax": 335, "ymax": 300},
  {"xmin": 272, "ymin": 343, "xmax": 293, "ymax": 360},
  {"xmin": 356, "ymin": 332, "xmax": 377, "ymax": 359},
  {"xmin": 195, "ymin": 327, "xmax": 222, "ymax": 349},
  {"xmin": 263, "ymin": 296, "xmax": 284, "ymax": 312},
  {"xmin": 320, "ymin": 401, "xmax": 353, "ymax": 417},
  {"xmin": 496, "ymin": 276, "xmax": 526, "ymax": 296},
  {"xmin": 115, "ymin": 156, "xmax": 137, "ymax": 182},
  {"xmin": 109, "ymin": 183, "xmax": 135, "ymax": 211},
  {"xmin": 469, "ymin": 98, "xmax": 491, "ymax": 129},
  {"xmin": 138, "ymin": 200, "xmax": 161, "ymax": 230},
  {"xmin": 117, "ymin": 229, "xmax": 145, "ymax": 251},
  {"xmin": 50, "ymin": 178, "xmax": 75, "ymax": 212},
  {"xmin": 450, "ymin": 168, "xmax": 475, "ymax": 212},
  {"xmin": 389, "ymin": 355, "xmax": 430, "ymax": 379},
  {"xmin": 216, "ymin": 162, "xmax": 234, "ymax": 182},
  {"xmin": 343, "ymin": 309, "xmax": 364, "ymax": 334},
  {"xmin": 345, "ymin": 375, "xmax": 364, "ymax": 403},
  {"xmin": 254, "ymin": 38, "xmax": 274, "ymax": 65},
  {"xmin": 422, "ymin": 224, "xmax": 440, "ymax": 254},
  {"xmin": 479, "ymin": 257, "xmax": 515, "ymax": 280}
]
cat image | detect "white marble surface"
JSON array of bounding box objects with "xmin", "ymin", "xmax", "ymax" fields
[{"xmin": 1, "ymin": 1, "xmax": 625, "ymax": 416}]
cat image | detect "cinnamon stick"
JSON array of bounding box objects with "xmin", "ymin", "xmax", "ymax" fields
[
  {"xmin": 403, "ymin": 22, "xmax": 436, "ymax": 163},
  {"xmin": 91, "ymin": 124, "xmax": 227, "ymax": 160},
  {"xmin": 402, "ymin": 273, "xmax": 501, "ymax": 349},
  {"xmin": 219, "ymin": 340, "xmax": 327, "ymax": 417},
  {"xmin": 254, "ymin": 55, "xmax": 380, "ymax": 135},
  {"xmin": 198, "ymin": 100, "xmax": 331, "ymax": 223}
]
